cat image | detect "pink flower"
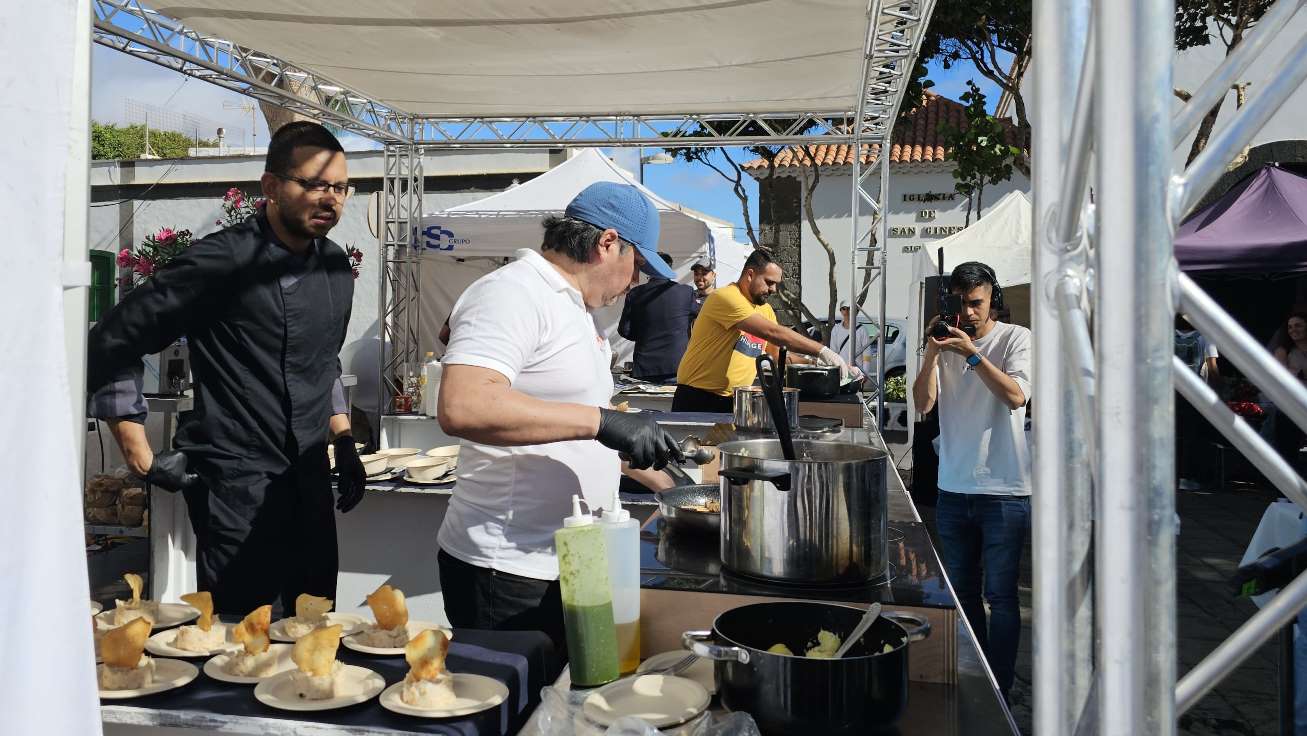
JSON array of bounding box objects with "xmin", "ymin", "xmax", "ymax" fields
[
  {"xmin": 133, "ymin": 257, "xmax": 155, "ymax": 277},
  {"xmin": 225, "ymin": 187, "xmax": 241, "ymax": 200},
  {"xmin": 155, "ymin": 227, "xmax": 176, "ymax": 244},
  {"xmin": 116, "ymin": 248, "xmax": 135, "ymax": 268}
]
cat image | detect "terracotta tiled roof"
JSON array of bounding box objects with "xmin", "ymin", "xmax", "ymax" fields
[{"xmin": 742, "ymin": 92, "xmax": 1013, "ymax": 173}]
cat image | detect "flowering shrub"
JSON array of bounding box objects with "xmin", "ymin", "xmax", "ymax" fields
[
  {"xmin": 217, "ymin": 186, "xmax": 265, "ymax": 228},
  {"xmin": 117, "ymin": 227, "xmax": 192, "ymax": 289}
]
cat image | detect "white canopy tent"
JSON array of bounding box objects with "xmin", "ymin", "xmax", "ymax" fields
[
  {"xmin": 415, "ymin": 148, "xmax": 751, "ymax": 365},
  {"xmin": 904, "ymin": 190, "xmax": 1033, "ymax": 433}
]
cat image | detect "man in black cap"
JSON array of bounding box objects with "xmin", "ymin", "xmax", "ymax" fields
[
  {"xmin": 618, "ymin": 252, "xmax": 699, "ymax": 383},
  {"xmin": 691, "ymin": 257, "xmax": 716, "ymax": 307}
]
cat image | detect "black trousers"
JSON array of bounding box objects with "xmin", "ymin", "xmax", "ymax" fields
[
  {"xmin": 183, "ymin": 463, "xmax": 338, "ymax": 618},
  {"xmin": 671, "ymin": 383, "xmax": 734, "ymax": 413},
  {"xmin": 438, "ymin": 549, "xmax": 565, "ymax": 655}
]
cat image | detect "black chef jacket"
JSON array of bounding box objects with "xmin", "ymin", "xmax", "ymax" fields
[
  {"xmin": 617, "ymin": 277, "xmax": 699, "ymax": 380},
  {"xmin": 87, "ymin": 214, "xmax": 353, "ymax": 615}
]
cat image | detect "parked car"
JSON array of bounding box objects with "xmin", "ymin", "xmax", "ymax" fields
[{"xmin": 857, "ymin": 317, "xmax": 908, "ymax": 382}]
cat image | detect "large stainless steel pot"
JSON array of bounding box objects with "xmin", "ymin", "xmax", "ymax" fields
[
  {"xmin": 717, "ymin": 438, "xmax": 888, "ymax": 584},
  {"xmin": 732, "ymin": 385, "xmax": 797, "ymax": 431},
  {"xmin": 682, "ymin": 601, "xmax": 931, "ymax": 734}
]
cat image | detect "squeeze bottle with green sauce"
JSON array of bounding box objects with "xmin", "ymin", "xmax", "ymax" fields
[
  {"xmin": 601, "ymin": 492, "xmax": 641, "ymax": 674},
  {"xmin": 555, "ymin": 495, "xmax": 620, "ymax": 686}
]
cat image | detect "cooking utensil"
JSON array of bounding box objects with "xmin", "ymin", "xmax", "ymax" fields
[
  {"xmin": 717, "ymin": 438, "xmax": 888, "ymax": 584},
  {"xmin": 682, "ymin": 601, "xmax": 930, "ymax": 734},
  {"xmin": 755, "ymin": 354, "xmax": 795, "ymax": 461},
  {"xmin": 679, "ymin": 435, "xmax": 714, "ymax": 465},
  {"xmin": 657, "ymin": 484, "xmax": 721, "ymax": 535},
  {"xmin": 786, "ymin": 363, "xmax": 842, "ymax": 399},
  {"xmin": 834, "ymin": 603, "xmax": 881, "ymax": 658},
  {"xmin": 663, "ymin": 460, "xmax": 697, "ymax": 487}
]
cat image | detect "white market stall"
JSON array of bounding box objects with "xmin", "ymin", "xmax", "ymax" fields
[
  {"xmin": 414, "ymin": 148, "xmax": 751, "ymax": 367},
  {"xmin": 904, "ymin": 190, "xmax": 1033, "ymax": 434}
]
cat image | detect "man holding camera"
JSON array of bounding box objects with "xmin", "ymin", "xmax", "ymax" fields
[{"xmin": 911, "ymin": 261, "xmax": 1031, "ymax": 700}]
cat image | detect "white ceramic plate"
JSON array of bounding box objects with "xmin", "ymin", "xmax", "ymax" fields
[
  {"xmin": 145, "ymin": 622, "xmax": 238, "ymax": 658},
  {"xmin": 99, "ymin": 658, "xmax": 199, "ymax": 700},
  {"xmin": 365, "ymin": 467, "xmax": 406, "ymax": 482},
  {"xmin": 378, "ymin": 674, "xmax": 508, "ymax": 718},
  {"xmin": 253, "ymin": 664, "xmax": 385, "ymax": 712},
  {"xmin": 91, "ymin": 600, "xmax": 103, "ymax": 615},
  {"xmin": 424, "ymin": 445, "xmax": 461, "ymax": 459},
  {"xmin": 203, "ymin": 643, "xmax": 295, "ymax": 684},
  {"xmin": 269, "ymin": 612, "xmax": 366, "ymax": 643},
  {"xmin": 582, "ymin": 675, "xmax": 710, "ymax": 729},
  {"xmin": 403, "ymin": 471, "xmax": 456, "ymax": 486},
  {"xmin": 95, "ymin": 603, "xmax": 199, "ymax": 631},
  {"xmin": 636, "ymin": 652, "xmax": 716, "ymax": 695},
  {"xmin": 342, "ymin": 621, "xmax": 451, "ymax": 656}
]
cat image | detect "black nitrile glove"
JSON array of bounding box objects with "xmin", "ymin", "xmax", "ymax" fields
[
  {"xmin": 596, "ymin": 408, "xmax": 684, "ymax": 470},
  {"xmin": 144, "ymin": 450, "xmax": 203, "ymax": 493},
  {"xmin": 333, "ymin": 436, "xmax": 366, "ymax": 513}
]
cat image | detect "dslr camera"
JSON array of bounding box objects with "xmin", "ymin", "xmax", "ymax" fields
[{"xmin": 929, "ymin": 248, "xmax": 976, "ymax": 340}]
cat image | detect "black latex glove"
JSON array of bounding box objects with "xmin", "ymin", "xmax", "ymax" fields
[
  {"xmin": 595, "ymin": 409, "xmax": 684, "ymax": 470},
  {"xmin": 144, "ymin": 450, "xmax": 202, "ymax": 493},
  {"xmin": 333, "ymin": 436, "xmax": 366, "ymax": 513}
]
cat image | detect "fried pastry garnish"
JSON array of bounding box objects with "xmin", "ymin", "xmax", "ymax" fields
[
  {"xmin": 232, "ymin": 604, "xmax": 272, "ymax": 654},
  {"xmin": 404, "ymin": 629, "xmax": 450, "ymax": 682},
  {"xmin": 365, "ymin": 584, "xmax": 409, "ymax": 630},
  {"xmin": 180, "ymin": 592, "xmax": 214, "ymax": 631},
  {"xmin": 291, "ymin": 624, "xmax": 342, "ymax": 677},
  {"xmin": 101, "ymin": 618, "xmax": 151, "ymax": 669},
  {"xmin": 295, "ymin": 593, "xmax": 333, "ymax": 620}
]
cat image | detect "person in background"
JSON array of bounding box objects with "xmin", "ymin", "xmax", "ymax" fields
[
  {"xmin": 86, "ymin": 122, "xmax": 366, "ymax": 615},
  {"xmin": 672, "ymin": 249, "xmax": 859, "ymax": 413},
  {"xmin": 1269, "ymin": 312, "xmax": 1307, "ymax": 469},
  {"xmin": 690, "ymin": 257, "xmax": 716, "ymax": 307},
  {"xmin": 830, "ymin": 301, "xmax": 873, "ymax": 379},
  {"xmin": 618, "ymin": 252, "xmax": 699, "ymax": 383},
  {"xmin": 435, "ymin": 182, "xmax": 680, "ymax": 650},
  {"xmin": 911, "ymin": 261, "xmax": 1031, "ymax": 701},
  {"xmin": 1175, "ymin": 314, "xmax": 1221, "ymax": 490}
]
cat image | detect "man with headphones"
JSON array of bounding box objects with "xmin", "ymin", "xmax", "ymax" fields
[{"xmin": 911, "ymin": 261, "xmax": 1031, "ymax": 701}]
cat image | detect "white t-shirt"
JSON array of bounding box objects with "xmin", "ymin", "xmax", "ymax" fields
[
  {"xmin": 831, "ymin": 321, "xmax": 872, "ymax": 372},
  {"xmin": 935, "ymin": 321, "xmax": 1033, "ymax": 496},
  {"xmin": 437, "ymin": 248, "xmax": 620, "ymax": 580}
]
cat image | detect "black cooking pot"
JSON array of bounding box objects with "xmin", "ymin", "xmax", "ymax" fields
[
  {"xmin": 682, "ymin": 601, "xmax": 930, "ymax": 735},
  {"xmin": 786, "ymin": 363, "xmax": 841, "ymax": 399}
]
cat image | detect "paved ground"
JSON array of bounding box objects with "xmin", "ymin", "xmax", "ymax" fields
[{"xmin": 887, "ymin": 429, "xmax": 1287, "ymax": 736}]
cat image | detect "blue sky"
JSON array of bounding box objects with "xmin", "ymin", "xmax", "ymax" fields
[{"xmin": 92, "ymin": 44, "xmax": 1004, "ymax": 242}]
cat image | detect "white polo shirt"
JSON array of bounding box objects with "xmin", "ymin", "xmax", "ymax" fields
[{"xmin": 437, "ymin": 248, "xmax": 620, "ymax": 580}]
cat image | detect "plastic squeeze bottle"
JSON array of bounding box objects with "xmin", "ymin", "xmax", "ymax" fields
[
  {"xmin": 422, "ymin": 352, "xmax": 443, "ymax": 417},
  {"xmin": 601, "ymin": 492, "xmax": 641, "ymax": 673},
  {"xmin": 555, "ymin": 495, "xmax": 620, "ymax": 686}
]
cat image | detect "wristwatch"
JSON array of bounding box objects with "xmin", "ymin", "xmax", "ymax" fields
[{"xmin": 966, "ymin": 353, "xmax": 982, "ymax": 368}]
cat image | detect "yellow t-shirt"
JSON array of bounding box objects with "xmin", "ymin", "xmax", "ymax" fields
[{"xmin": 676, "ymin": 283, "xmax": 777, "ymax": 396}]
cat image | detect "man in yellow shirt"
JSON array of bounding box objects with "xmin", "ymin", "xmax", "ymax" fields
[{"xmin": 673, "ymin": 249, "xmax": 858, "ymax": 412}]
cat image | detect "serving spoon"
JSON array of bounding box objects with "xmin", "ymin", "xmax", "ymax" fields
[{"xmin": 834, "ymin": 603, "xmax": 882, "ymax": 658}]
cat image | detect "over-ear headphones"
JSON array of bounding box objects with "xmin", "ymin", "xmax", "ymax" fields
[{"xmin": 953, "ymin": 261, "xmax": 1005, "ymax": 312}]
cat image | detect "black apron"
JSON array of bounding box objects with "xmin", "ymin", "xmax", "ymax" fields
[{"xmin": 88, "ymin": 215, "xmax": 353, "ymax": 616}]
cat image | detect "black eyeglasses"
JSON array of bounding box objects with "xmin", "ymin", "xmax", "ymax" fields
[{"xmin": 273, "ymin": 173, "xmax": 355, "ymax": 198}]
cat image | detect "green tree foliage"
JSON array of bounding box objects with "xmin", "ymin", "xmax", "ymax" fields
[
  {"xmin": 91, "ymin": 122, "xmax": 217, "ymax": 160},
  {"xmin": 937, "ymin": 81, "xmax": 1020, "ymax": 223}
]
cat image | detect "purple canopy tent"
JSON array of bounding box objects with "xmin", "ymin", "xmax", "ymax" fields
[{"xmin": 1176, "ymin": 165, "xmax": 1307, "ymax": 273}]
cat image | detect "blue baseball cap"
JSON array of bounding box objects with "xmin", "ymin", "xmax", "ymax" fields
[{"xmin": 565, "ymin": 182, "xmax": 674, "ymax": 279}]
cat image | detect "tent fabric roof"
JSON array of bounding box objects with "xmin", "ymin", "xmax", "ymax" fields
[
  {"xmin": 1175, "ymin": 165, "xmax": 1307, "ymax": 273},
  {"xmin": 156, "ymin": 0, "xmax": 868, "ymax": 117},
  {"xmin": 910, "ymin": 190, "xmax": 1034, "ymax": 287}
]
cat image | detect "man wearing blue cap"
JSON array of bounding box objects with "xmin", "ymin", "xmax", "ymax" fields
[{"xmin": 434, "ymin": 182, "xmax": 682, "ymax": 650}]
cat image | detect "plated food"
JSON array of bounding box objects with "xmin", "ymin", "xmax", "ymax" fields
[
  {"xmin": 168, "ymin": 592, "xmax": 227, "ymax": 653},
  {"xmin": 283, "ymin": 594, "xmax": 332, "ymax": 640},
  {"xmin": 356, "ymin": 584, "xmax": 409, "ymax": 648},
  {"xmin": 111, "ymin": 573, "xmax": 157, "ymax": 627},
  {"xmin": 254, "ymin": 625, "xmax": 384, "ymax": 711},
  {"xmin": 399, "ymin": 629, "xmax": 455, "ymax": 707},
  {"xmin": 227, "ymin": 605, "xmax": 279, "ymax": 677},
  {"xmin": 98, "ymin": 618, "xmax": 155, "ymax": 690},
  {"xmin": 290, "ymin": 625, "xmax": 345, "ymax": 699}
]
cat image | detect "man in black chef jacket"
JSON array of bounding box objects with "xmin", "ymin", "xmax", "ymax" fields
[{"xmin": 87, "ymin": 122, "xmax": 367, "ymax": 616}]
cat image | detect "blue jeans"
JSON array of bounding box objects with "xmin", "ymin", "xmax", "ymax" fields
[{"xmin": 936, "ymin": 490, "xmax": 1031, "ymax": 696}]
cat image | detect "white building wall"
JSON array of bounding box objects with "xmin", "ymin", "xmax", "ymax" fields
[{"xmin": 797, "ymin": 162, "xmax": 1030, "ymax": 322}]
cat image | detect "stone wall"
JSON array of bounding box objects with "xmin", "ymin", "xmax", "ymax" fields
[{"xmin": 757, "ymin": 172, "xmax": 804, "ymax": 326}]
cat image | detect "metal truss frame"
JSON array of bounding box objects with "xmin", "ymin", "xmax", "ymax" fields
[
  {"xmin": 378, "ymin": 142, "xmax": 424, "ymax": 420},
  {"xmin": 91, "ymin": 0, "xmax": 412, "ymax": 144},
  {"xmin": 1034, "ymin": 0, "xmax": 1307, "ymax": 733},
  {"xmin": 849, "ymin": 0, "xmax": 938, "ymax": 427}
]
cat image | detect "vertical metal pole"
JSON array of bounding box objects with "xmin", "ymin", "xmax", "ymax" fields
[
  {"xmin": 876, "ymin": 154, "xmax": 888, "ymax": 427},
  {"xmin": 1033, "ymin": 0, "xmax": 1095, "ymax": 731},
  {"xmin": 1096, "ymin": 0, "xmax": 1177, "ymax": 732}
]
